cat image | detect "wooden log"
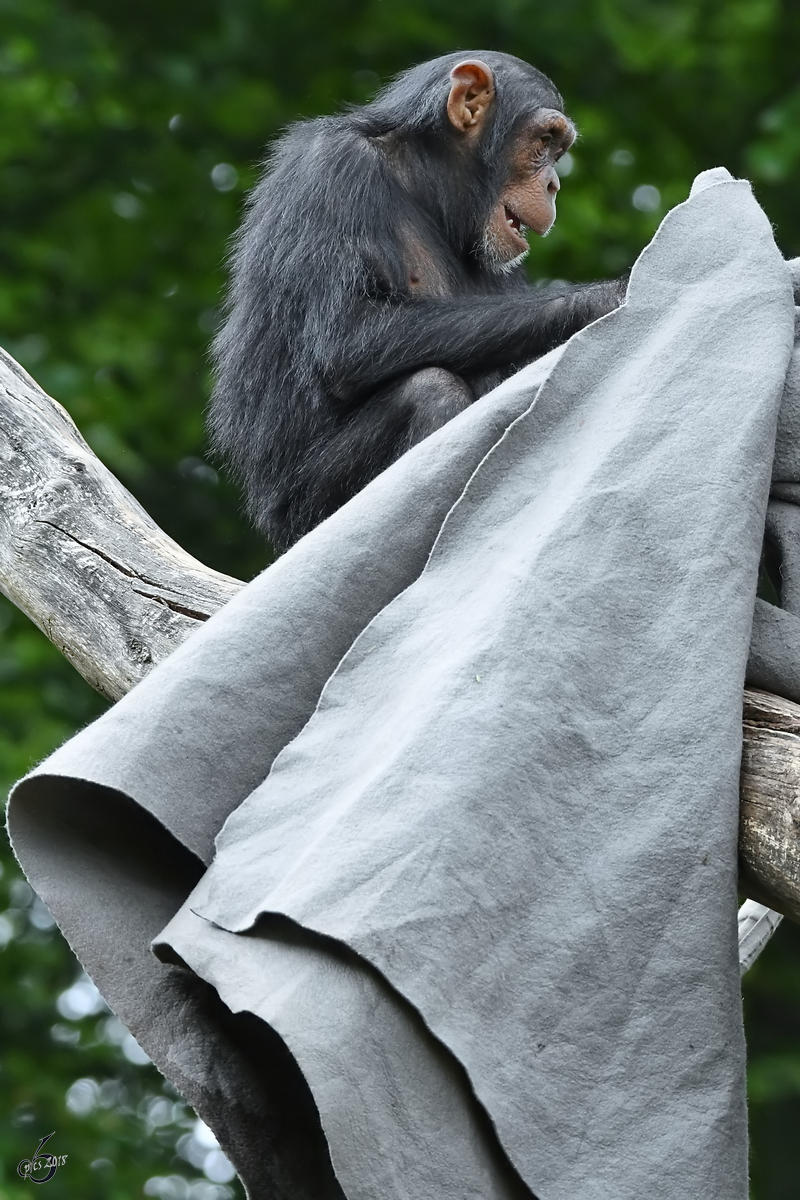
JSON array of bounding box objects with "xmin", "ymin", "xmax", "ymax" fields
[
  {"xmin": 0, "ymin": 348, "xmax": 242, "ymax": 701},
  {"xmin": 740, "ymin": 689, "xmax": 800, "ymax": 922},
  {"xmin": 0, "ymin": 343, "xmax": 798, "ymax": 944}
]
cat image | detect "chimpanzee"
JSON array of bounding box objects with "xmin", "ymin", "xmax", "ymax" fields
[{"xmin": 210, "ymin": 51, "xmax": 627, "ymax": 549}]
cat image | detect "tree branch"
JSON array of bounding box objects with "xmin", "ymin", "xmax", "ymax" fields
[
  {"xmin": 1, "ymin": 346, "xmax": 798, "ymax": 934},
  {"xmin": 740, "ymin": 689, "xmax": 800, "ymax": 922},
  {"xmin": 0, "ymin": 348, "xmax": 241, "ymax": 700}
]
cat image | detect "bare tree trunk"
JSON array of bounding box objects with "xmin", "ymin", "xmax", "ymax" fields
[{"xmin": 1, "ymin": 345, "xmax": 798, "ymax": 954}]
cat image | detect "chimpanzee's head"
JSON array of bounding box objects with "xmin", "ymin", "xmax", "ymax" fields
[
  {"xmin": 445, "ymin": 59, "xmax": 575, "ymax": 270},
  {"xmin": 362, "ymin": 51, "xmax": 576, "ymax": 273}
]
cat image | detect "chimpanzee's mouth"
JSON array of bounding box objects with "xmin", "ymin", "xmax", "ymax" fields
[{"xmin": 504, "ymin": 205, "xmax": 528, "ymax": 237}]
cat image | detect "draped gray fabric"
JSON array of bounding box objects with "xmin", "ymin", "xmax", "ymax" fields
[{"xmin": 8, "ymin": 169, "xmax": 800, "ymax": 1200}]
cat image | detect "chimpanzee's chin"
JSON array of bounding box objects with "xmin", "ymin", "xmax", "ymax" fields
[{"xmin": 492, "ymin": 246, "xmax": 530, "ymax": 276}]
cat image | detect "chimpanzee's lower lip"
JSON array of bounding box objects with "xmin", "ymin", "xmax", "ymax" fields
[
  {"xmin": 504, "ymin": 205, "xmax": 529, "ymax": 241},
  {"xmin": 504, "ymin": 204, "xmax": 520, "ymax": 230}
]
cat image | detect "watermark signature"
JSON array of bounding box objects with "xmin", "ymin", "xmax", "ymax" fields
[{"xmin": 17, "ymin": 1132, "xmax": 68, "ymax": 1184}]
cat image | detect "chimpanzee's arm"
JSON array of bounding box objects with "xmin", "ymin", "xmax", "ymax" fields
[{"xmin": 326, "ymin": 278, "xmax": 624, "ymax": 404}]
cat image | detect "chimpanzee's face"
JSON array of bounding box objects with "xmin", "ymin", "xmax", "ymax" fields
[{"xmin": 485, "ymin": 109, "xmax": 576, "ymax": 269}]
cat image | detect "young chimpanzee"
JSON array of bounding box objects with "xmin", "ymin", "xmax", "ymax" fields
[{"xmin": 210, "ymin": 51, "xmax": 627, "ymax": 549}]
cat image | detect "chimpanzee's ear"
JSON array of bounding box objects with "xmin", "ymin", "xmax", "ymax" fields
[{"xmin": 447, "ymin": 60, "xmax": 495, "ymax": 134}]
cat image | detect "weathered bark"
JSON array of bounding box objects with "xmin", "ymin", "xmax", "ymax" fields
[
  {"xmin": 1, "ymin": 344, "xmax": 799, "ymax": 946},
  {"xmin": 0, "ymin": 348, "xmax": 242, "ymax": 700},
  {"xmin": 740, "ymin": 689, "xmax": 800, "ymax": 922}
]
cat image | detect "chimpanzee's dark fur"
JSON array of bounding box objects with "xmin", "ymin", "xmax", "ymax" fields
[{"xmin": 210, "ymin": 51, "xmax": 625, "ymax": 549}]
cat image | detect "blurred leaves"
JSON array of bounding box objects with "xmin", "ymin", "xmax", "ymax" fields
[
  {"xmin": 0, "ymin": 0, "xmax": 800, "ymax": 1196},
  {"xmin": 0, "ymin": 825, "xmax": 239, "ymax": 1199}
]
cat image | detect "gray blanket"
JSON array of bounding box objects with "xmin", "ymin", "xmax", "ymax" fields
[{"xmin": 8, "ymin": 169, "xmax": 800, "ymax": 1200}]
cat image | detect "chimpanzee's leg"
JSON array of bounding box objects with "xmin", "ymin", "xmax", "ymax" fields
[
  {"xmin": 279, "ymin": 368, "xmax": 474, "ymax": 544},
  {"xmin": 399, "ymin": 367, "xmax": 475, "ymax": 445}
]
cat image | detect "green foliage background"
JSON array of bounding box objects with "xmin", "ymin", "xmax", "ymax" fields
[{"xmin": 1, "ymin": 0, "xmax": 800, "ymax": 1196}]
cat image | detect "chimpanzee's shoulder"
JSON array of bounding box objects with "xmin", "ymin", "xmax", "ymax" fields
[{"xmin": 268, "ymin": 116, "xmax": 379, "ymax": 173}]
